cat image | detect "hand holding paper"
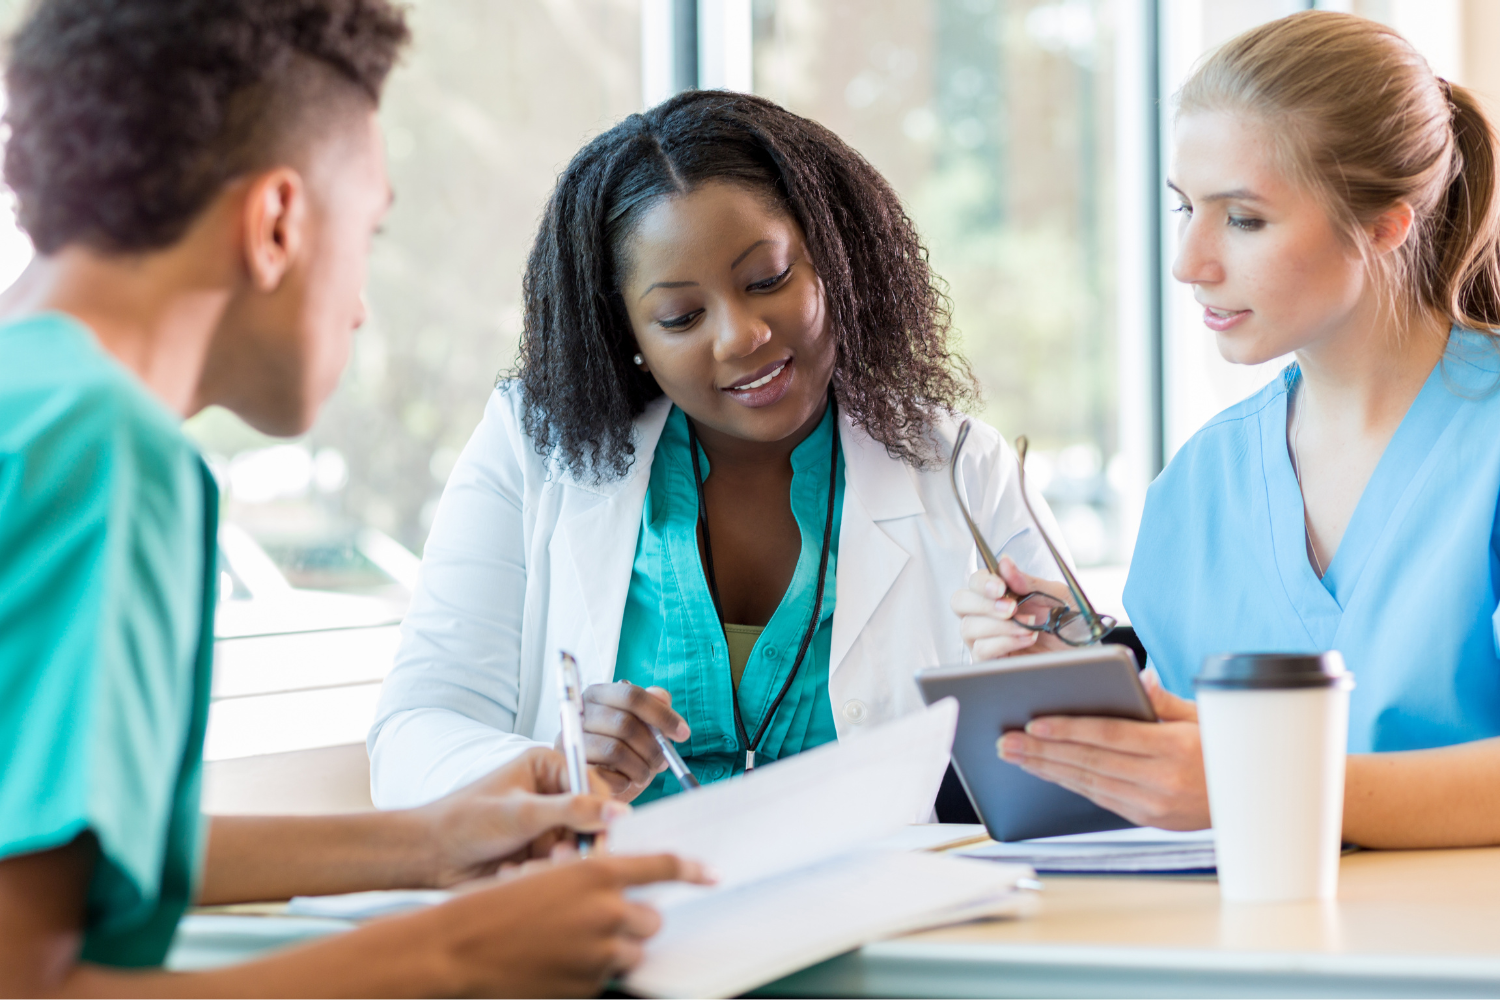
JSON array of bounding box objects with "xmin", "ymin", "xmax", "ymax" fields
[{"xmin": 607, "ymin": 699, "xmax": 1036, "ymax": 998}]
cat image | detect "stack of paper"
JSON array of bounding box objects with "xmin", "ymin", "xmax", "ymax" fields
[
  {"xmin": 609, "ymin": 700, "xmax": 1036, "ymax": 999},
  {"xmin": 959, "ymin": 826, "xmax": 1216, "ymax": 874},
  {"xmin": 869, "ymin": 822, "xmax": 990, "ymax": 853},
  {"xmin": 286, "ymin": 889, "xmax": 450, "ymax": 920}
]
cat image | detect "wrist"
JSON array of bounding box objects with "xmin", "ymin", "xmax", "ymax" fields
[
  {"xmin": 371, "ymin": 804, "xmax": 447, "ymax": 890},
  {"xmin": 411, "ymin": 803, "xmax": 451, "ymax": 889},
  {"xmin": 391, "ymin": 895, "xmax": 475, "ymax": 996}
]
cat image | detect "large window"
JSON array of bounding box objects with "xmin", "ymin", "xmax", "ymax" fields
[
  {"xmin": 4, "ymin": 0, "xmax": 1497, "ymax": 765},
  {"xmin": 190, "ymin": 0, "xmax": 644, "ymax": 571},
  {"xmin": 754, "ymin": 0, "xmax": 1129, "ymax": 579},
  {"xmin": 187, "ymin": 1, "xmax": 646, "ymax": 763}
]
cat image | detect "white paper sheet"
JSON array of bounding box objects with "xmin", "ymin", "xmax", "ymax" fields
[
  {"xmin": 609, "ymin": 701, "xmax": 1037, "ymax": 998},
  {"xmin": 625, "ymin": 851, "xmax": 1033, "ymax": 999},
  {"xmin": 607, "ymin": 698, "xmax": 960, "ymax": 907},
  {"xmin": 869, "ymin": 822, "xmax": 989, "ymax": 853},
  {"xmin": 285, "ymin": 889, "xmax": 451, "ymax": 920},
  {"xmin": 960, "ymin": 826, "xmax": 1216, "ymax": 873}
]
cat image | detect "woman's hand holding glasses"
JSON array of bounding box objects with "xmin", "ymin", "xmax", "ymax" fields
[
  {"xmin": 947, "ymin": 422, "xmax": 1114, "ymax": 652},
  {"xmin": 950, "ymin": 555, "xmax": 1077, "ymax": 660}
]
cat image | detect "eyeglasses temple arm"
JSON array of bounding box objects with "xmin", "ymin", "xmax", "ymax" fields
[
  {"xmin": 950, "ymin": 423, "xmax": 1001, "ymax": 577},
  {"xmin": 1013, "ymin": 447, "xmax": 1109, "ymax": 640}
]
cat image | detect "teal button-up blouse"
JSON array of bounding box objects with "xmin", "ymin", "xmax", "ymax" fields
[{"xmin": 616, "ymin": 403, "xmax": 844, "ymax": 803}]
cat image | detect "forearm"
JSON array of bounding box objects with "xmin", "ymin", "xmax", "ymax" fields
[
  {"xmin": 55, "ymin": 907, "xmax": 459, "ymax": 998},
  {"xmin": 1343, "ymin": 738, "xmax": 1500, "ymax": 848},
  {"xmin": 199, "ymin": 814, "xmax": 437, "ymax": 905}
]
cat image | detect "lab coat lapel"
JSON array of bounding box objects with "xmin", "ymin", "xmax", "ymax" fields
[
  {"xmin": 552, "ymin": 397, "xmax": 672, "ymax": 686},
  {"xmin": 830, "ymin": 415, "xmax": 924, "ymax": 677}
]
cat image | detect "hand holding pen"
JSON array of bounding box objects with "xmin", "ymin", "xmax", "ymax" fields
[{"xmin": 563, "ymin": 674, "xmax": 693, "ymax": 801}]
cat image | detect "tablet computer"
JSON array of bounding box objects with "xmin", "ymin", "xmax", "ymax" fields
[{"xmin": 916, "ymin": 645, "xmax": 1155, "ymax": 842}]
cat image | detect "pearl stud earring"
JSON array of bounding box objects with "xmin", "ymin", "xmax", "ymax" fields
[{"xmin": 633, "ymin": 353, "xmax": 645, "ymax": 365}]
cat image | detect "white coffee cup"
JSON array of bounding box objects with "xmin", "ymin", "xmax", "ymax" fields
[{"xmin": 1195, "ymin": 652, "xmax": 1353, "ymax": 904}]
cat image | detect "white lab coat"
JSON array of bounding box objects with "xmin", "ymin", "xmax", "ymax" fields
[{"xmin": 368, "ymin": 382, "xmax": 1065, "ymax": 808}]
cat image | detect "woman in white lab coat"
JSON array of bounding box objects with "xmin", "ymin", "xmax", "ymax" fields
[{"xmin": 368, "ymin": 90, "xmax": 1067, "ymax": 809}]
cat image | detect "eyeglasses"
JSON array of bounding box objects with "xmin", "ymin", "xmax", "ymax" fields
[{"xmin": 948, "ymin": 421, "xmax": 1116, "ymax": 647}]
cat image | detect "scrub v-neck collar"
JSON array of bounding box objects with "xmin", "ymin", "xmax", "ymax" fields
[{"xmin": 1263, "ymin": 336, "xmax": 1466, "ymax": 643}]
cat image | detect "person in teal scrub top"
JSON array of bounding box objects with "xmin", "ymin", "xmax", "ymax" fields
[
  {"xmin": 954, "ymin": 11, "xmax": 1500, "ymax": 849},
  {"xmin": 0, "ymin": 1, "xmax": 704, "ymax": 996}
]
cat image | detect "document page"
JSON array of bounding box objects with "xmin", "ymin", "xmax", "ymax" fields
[
  {"xmin": 960, "ymin": 826, "xmax": 1217, "ymax": 873},
  {"xmin": 608, "ymin": 697, "xmax": 959, "ymax": 906},
  {"xmin": 624, "ymin": 850, "xmax": 1032, "ymax": 999},
  {"xmin": 607, "ymin": 700, "xmax": 1039, "ymax": 997}
]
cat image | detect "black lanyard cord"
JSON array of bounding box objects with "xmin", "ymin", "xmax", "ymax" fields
[{"xmin": 686, "ymin": 391, "xmax": 839, "ymax": 763}]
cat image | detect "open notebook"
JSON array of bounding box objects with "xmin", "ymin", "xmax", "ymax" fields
[{"xmin": 607, "ymin": 699, "xmax": 1034, "ymax": 999}]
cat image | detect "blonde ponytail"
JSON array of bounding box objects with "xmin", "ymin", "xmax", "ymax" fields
[
  {"xmin": 1430, "ymin": 82, "xmax": 1500, "ymax": 329},
  {"xmin": 1179, "ymin": 10, "xmax": 1500, "ymax": 333}
]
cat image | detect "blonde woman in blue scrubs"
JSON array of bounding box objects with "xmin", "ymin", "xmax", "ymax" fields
[{"xmin": 954, "ymin": 11, "xmax": 1500, "ymax": 848}]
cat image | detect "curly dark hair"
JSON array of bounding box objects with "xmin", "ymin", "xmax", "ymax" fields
[
  {"xmin": 516, "ymin": 89, "xmax": 976, "ymax": 480},
  {"xmin": 4, "ymin": 0, "xmax": 411, "ymax": 255}
]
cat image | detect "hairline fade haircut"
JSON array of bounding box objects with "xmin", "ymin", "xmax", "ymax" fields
[
  {"xmin": 3, "ymin": 0, "xmax": 411, "ymax": 256},
  {"xmin": 516, "ymin": 89, "xmax": 977, "ymax": 482},
  {"xmin": 1177, "ymin": 10, "xmax": 1500, "ymax": 334}
]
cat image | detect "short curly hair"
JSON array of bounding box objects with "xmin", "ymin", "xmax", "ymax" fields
[
  {"xmin": 517, "ymin": 89, "xmax": 976, "ymax": 481},
  {"xmin": 4, "ymin": 0, "xmax": 411, "ymax": 255}
]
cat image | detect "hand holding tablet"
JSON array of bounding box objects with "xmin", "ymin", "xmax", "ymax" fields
[{"xmin": 918, "ymin": 645, "xmax": 1160, "ymax": 841}]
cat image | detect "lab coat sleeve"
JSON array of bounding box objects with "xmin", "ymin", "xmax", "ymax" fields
[{"xmin": 367, "ymin": 389, "xmax": 544, "ymax": 808}]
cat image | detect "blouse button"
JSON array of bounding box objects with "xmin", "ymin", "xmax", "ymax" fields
[
  {"xmin": 843, "ymin": 699, "xmax": 868, "ymax": 724},
  {"xmin": 722, "ymin": 736, "xmax": 736, "ymax": 751},
  {"xmin": 764, "ymin": 645, "xmax": 781, "ymax": 660}
]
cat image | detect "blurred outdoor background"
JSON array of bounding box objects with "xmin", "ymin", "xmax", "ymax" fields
[
  {"xmin": 209, "ymin": 0, "xmax": 1135, "ymax": 597},
  {"xmin": 2, "ymin": 0, "xmax": 1497, "ymax": 773}
]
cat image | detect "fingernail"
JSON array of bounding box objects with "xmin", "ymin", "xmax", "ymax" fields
[
  {"xmin": 602, "ymin": 800, "xmax": 631, "ymax": 821},
  {"xmin": 996, "ymin": 734, "xmax": 1021, "ymax": 761},
  {"xmin": 1025, "ymin": 720, "xmax": 1049, "ymax": 737},
  {"xmin": 984, "ymin": 580, "xmax": 1002, "ymax": 599},
  {"xmin": 676, "ymin": 723, "xmax": 691, "ymax": 740},
  {"xmin": 701, "ymin": 864, "xmax": 721, "ymax": 884},
  {"xmin": 995, "ymin": 598, "xmax": 1015, "ymax": 615}
]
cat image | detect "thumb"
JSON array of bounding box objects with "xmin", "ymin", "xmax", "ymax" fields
[
  {"xmin": 998, "ymin": 555, "xmax": 1050, "ymax": 600},
  {"xmin": 1142, "ymin": 666, "xmax": 1197, "ymax": 722}
]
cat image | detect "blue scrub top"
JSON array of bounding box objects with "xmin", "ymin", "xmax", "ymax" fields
[
  {"xmin": 1125, "ymin": 328, "xmax": 1500, "ymax": 753},
  {"xmin": 615, "ymin": 404, "xmax": 843, "ymax": 802}
]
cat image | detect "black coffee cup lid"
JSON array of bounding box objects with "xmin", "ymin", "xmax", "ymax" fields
[{"xmin": 1195, "ymin": 651, "xmax": 1352, "ymax": 691}]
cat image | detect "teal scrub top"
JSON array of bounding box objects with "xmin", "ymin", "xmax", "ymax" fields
[
  {"xmin": 0, "ymin": 313, "xmax": 216, "ymax": 966},
  {"xmin": 1125, "ymin": 328, "xmax": 1500, "ymax": 752},
  {"xmin": 616, "ymin": 404, "xmax": 843, "ymax": 802}
]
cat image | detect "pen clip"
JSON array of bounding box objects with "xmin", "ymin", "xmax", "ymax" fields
[{"xmin": 558, "ymin": 650, "xmax": 583, "ymax": 705}]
